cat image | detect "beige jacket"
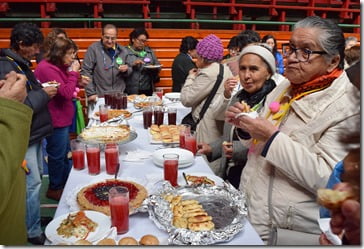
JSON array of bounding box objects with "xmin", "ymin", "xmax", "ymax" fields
[
  {"xmin": 238, "ymin": 72, "xmax": 360, "ymax": 243},
  {"xmin": 181, "ymin": 62, "xmax": 233, "ymax": 173}
]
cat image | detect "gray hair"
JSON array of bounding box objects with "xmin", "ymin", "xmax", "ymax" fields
[
  {"xmin": 345, "ymin": 36, "xmax": 358, "ymax": 46},
  {"xmin": 294, "ymin": 16, "xmax": 345, "ymax": 69}
]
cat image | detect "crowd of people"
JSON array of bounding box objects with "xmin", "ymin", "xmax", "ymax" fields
[{"xmin": 0, "ymin": 15, "xmax": 360, "ymax": 246}]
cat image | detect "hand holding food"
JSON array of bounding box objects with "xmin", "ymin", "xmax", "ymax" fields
[
  {"xmin": 80, "ymin": 75, "xmax": 91, "ymax": 87},
  {"xmin": 240, "ymin": 100, "xmax": 251, "ymax": 113},
  {"xmin": 196, "ymin": 143, "xmax": 212, "ymax": 156},
  {"xmin": 222, "ymin": 141, "xmax": 233, "ymax": 159},
  {"xmin": 317, "ymin": 188, "xmax": 357, "ymax": 210},
  {"xmin": 223, "ymin": 76, "xmax": 239, "ymax": 98},
  {"xmin": 0, "ymin": 71, "xmax": 27, "ymax": 102},
  {"xmin": 118, "ymin": 64, "xmax": 128, "ymax": 72}
]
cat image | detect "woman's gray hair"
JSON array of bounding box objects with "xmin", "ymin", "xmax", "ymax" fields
[{"xmin": 294, "ymin": 16, "xmax": 345, "ymax": 69}]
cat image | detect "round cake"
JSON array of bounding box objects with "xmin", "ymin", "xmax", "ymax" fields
[{"xmin": 77, "ymin": 179, "xmax": 148, "ymax": 216}]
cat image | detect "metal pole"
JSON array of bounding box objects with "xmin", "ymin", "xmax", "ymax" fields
[{"xmin": 0, "ymin": 18, "xmax": 360, "ymax": 28}]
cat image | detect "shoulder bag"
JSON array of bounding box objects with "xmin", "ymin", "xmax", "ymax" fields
[{"xmin": 182, "ymin": 64, "xmax": 224, "ymax": 131}]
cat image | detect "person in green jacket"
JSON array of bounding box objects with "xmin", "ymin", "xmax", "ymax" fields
[{"xmin": 0, "ymin": 71, "xmax": 33, "ymax": 245}]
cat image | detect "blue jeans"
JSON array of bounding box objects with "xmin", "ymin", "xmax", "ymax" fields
[
  {"xmin": 46, "ymin": 126, "xmax": 71, "ymax": 190},
  {"xmin": 25, "ymin": 142, "xmax": 43, "ymax": 238}
]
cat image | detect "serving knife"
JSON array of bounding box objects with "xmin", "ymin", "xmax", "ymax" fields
[{"xmin": 114, "ymin": 163, "xmax": 120, "ymax": 179}]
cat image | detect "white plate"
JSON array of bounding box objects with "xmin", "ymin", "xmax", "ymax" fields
[
  {"xmin": 152, "ymin": 148, "xmax": 194, "ymax": 168},
  {"xmin": 178, "ymin": 172, "xmax": 224, "ymax": 186},
  {"xmin": 144, "ymin": 64, "xmax": 162, "ymax": 69},
  {"xmin": 42, "ymin": 82, "xmax": 60, "ymax": 88},
  {"xmin": 45, "ymin": 210, "xmax": 111, "ymax": 244},
  {"xmin": 164, "ymin": 92, "xmax": 181, "ymax": 101}
]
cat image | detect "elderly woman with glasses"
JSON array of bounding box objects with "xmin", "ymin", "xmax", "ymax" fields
[
  {"xmin": 124, "ymin": 27, "xmax": 161, "ymax": 95},
  {"xmin": 225, "ymin": 16, "xmax": 360, "ymax": 245}
]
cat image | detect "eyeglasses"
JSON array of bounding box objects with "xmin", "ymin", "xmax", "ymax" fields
[
  {"xmin": 135, "ymin": 38, "xmax": 147, "ymax": 44},
  {"xmin": 282, "ymin": 43, "xmax": 327, "ymax": 62},
  {"xmin": 103, "ymin": 35, "xmax": 117, "ymax": 41}
]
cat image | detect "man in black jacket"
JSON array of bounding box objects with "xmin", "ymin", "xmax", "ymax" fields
[{"xmin": 0, "ymin": 23, "xmax": 57, "ymax": 245}]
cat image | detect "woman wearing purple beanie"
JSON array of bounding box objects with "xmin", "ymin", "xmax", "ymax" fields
[{"xmin": 181, "ymin": 34, "xmax": 234, "ymax": 175}]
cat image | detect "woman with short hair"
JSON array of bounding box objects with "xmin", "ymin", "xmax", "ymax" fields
[
  {"xmin": 35, "ymin": 37, "xmax": 80, "ymax": 201},
  {"xmin": 171, "ymin": 36, "xmax": 198, "ymax": 92},
  {"xmin": 225, "ymin": 16, "xmax": 360, "ymax": 245},
  {"xmin": 124, "ymin": 28, "xmax": 161, "ymax": 95}
]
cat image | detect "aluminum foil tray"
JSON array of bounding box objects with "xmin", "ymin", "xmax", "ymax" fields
[{"xmin": 145, "ymin": 181, "xmax": 248, "ymax": 245}]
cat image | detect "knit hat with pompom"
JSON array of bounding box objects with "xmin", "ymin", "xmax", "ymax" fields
[{"xmin": 196, "ymin": 34, "xmax": 224, "ymax": 62}]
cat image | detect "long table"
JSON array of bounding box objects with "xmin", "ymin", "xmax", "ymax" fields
[{"xmin": 48, "ymin": 97, "xmax": 264, "ymax": 245}]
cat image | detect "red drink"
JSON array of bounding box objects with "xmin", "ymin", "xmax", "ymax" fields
[
  {"xmin": 185, "ymin": 135, "xmax": 197, "ymax": 155},
  {"xmin": 179, "ymin": 134, "xmax": 185, "ymax": 149},
  {"xmin": 86, "ymin": 147, "xmax": 100, "ymax": 175},
  {"xmin": 115, "ymin": 94, "xmax": 123, "ymax": 109},
  {"xmin": 164, "ymin": 160, "xmax": 178, "ymax": 187},
  {"xmin": 168, "ymin": 112, "xmax": 176, "ymax": 125},
  {"xmin": 72, "ymin": 150, "xmax": 85, "ymax": 170},
  {"xmin": 110, "ymin": 93, "xmax": 117, "ymax": 109},
  {"xmin": 104, "ymin": 93, "xmax": 112, "ymax": 106},
  {"xmin": 109, "ymin": 195, "xmax": 129, "ymax": 234},
  {"xmin": 143, "ymin": 110, "xmax": 153, "ymax": 129},
  {"xmin": 121, "ymin": 94, "xmax": 128, "ymax": 109},
  {"xmin": 156, "ymin": 91, "xmax": 163, "ymax": 99},
  {"xmin": 99, "ymin": 113, "xmax": 108, "ymax": 122},
  {"xmin": 105, "ymin": 147, "xmax": 119, "ymax": 175},
  {"xmin": 154, "ymin": 110, "xmax": 164, "ymax": 125}
]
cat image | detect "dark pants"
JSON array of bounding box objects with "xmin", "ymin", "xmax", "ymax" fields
[{"xmin": 46, "ymin": 126, "xmax": 71, "ymax": 190}]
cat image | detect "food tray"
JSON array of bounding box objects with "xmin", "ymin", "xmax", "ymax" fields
[
  {"xmin": 145, "ymin": 181, "xmax": 247, "ymax": 245},
  {"xmin": 92, "ymin": 111, "xmax": 133, "ymax": 121},
  {"xmin": 78, "ymin": 130, "xmax": 137, "ymax": 145},
  {"xmin": 66, "ymin": 177, "xmax": 149, "ymax": 216}
]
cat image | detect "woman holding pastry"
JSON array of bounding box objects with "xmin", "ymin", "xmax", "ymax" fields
[
  {"xmin": 197, "ymin": 44, "xmax": 277, "ymax": 186},
  {"xmin": 225, "ymin": 16, "xmax": 360, "ymax": 245},
  {"xmin": 34, "ymin": 37, "xmax": 80, "ymax": 200}
]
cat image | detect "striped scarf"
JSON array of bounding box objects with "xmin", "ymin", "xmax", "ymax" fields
[{"xmin": 290, "ymin": 68, "xmax": 343, "ymax": 100}]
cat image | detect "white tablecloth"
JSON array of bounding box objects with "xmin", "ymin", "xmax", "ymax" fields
[{"xmin": 48, "ymin": 97, "xmax": 264, "ymax": 245}]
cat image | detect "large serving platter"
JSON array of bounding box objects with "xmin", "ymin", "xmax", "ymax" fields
[
  {"xmin": 146, "ymin": 181, "xmax": 247, "ymax": 245},
  {"xmin": 91, "ymin": 110, "xmax": 133, "ymax": 121},
  {"xmin": 78, "ymin": 128, "xmax": 137, "ymax": 145},
  {"xmin": 66, "ymin": 178, "xmax": 148, "ymax": 216}
]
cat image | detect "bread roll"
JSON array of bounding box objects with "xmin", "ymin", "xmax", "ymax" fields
[
  {"xmin": 73, "ymin": 239, "xmax": 92, "ymax": 245},
  {"xmin": 96, "ymin": 238, "xmax": 116, "ymax": 245},
  {"xmin": 317, "ymin": 188, "xmax": 356, "ymax": 210},
  {"xmin": 118, "ymin": 237, "xmax": 138, "ymax": 245},
  {"xmin": 139, "ymin": 234, "xmax": 160, "ymax": 245}
]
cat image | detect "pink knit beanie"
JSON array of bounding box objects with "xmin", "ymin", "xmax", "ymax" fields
[{"xmin": 196, "ymin": 34, "xmax": 224, "ymax": 62}]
